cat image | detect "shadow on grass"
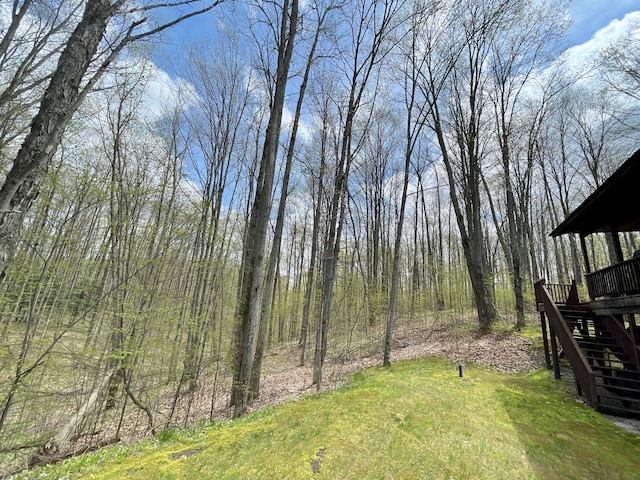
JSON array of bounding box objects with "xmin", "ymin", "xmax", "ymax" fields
[{"xmin": 499, "ymin": 371, "xmax": 640, "ymax": 480}]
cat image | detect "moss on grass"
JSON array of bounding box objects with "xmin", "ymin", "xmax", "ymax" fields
[{"xmin": 17, "ymin": 358, "xmax": 640, "ymax": 479}]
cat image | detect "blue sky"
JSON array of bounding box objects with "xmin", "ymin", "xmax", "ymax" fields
[
  {"xmin": 568, "ymin": 0, "xmax": 640, "ymax": 45},
  {"xmin": 147, "ymin": 1, "xmax": 640, "ymax": 105},
  {"xmin": 156, "ymin": 1, "xmax": 640, "ymax": 53}
]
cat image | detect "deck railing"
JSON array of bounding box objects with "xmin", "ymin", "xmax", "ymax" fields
[
  {"xmin": 534, "ymin": 280, "xmax": 598, "ymax": 406},
  {"xmin": 543, "ymin": 280, "xmax": 579, "ymax": 306},
  {"xmin": 600, "ymin": 315, "xmax": 640, "ymax": 371},
  {"xmin": 586, "ymin": 256, "xmax": 640, "ymax": 299}
]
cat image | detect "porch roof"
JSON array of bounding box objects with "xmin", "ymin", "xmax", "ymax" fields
[{"xmin": 551, "ymin": 148, "xmax": 640, "ymax": 237}]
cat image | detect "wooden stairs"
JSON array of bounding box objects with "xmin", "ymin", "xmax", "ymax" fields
[
  {"xmin": 561, "ymin": 308, "xmax": 640, "ymax": 416},
  {"xmin": 535, "ymin": 280, "xmax": 640, "ymax": 418}
]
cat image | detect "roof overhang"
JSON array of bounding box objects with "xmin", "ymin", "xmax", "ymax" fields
[{"xmin": 551, "ymin": 148, "xmax": 640, "ymax": 237}]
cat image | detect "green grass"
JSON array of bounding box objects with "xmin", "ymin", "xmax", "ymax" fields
[{"xmin": 17, "ymin": 357, "xmax": 640, "ymax": 479}]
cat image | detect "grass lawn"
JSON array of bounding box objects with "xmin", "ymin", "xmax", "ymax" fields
[{"xmin": 16, "ymin": 357, "xmax": 640, "ymax": 479}]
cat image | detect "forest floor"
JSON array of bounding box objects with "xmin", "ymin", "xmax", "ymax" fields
[
  {"xmin": 246, "ymin": 317, "xmax": 544, "ymax": 416},
  {"xmin": 207, "ymin": 316, "xmax": 640, "ymax": 436},
  {"xmin": 0, "ymin": 316, "xmax": 549, "ymax": 478},
  {"xmin": 111, "ymin": 316, "xmax": 546, "ymax": 445},
  {"xmin": 20, "ymin": 320, "xmax": 640, "ymax": 479},
  {"xmin": 10, "ymin": 316, "xmax": 640, "ymax": 478}
]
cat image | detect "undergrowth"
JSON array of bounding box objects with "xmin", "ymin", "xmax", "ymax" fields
[{"xmin": 14, "ymin": 356, "xmax": 640, "ymax": 479}]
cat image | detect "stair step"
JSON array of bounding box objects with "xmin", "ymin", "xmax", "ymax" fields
[
  {"xmin": 593, "ymin": 372, "xmax": 640, "ymax": 390},
  {"xmin": 559, "ymin": 309, "xmax": 597, "ymax": 317},
  {"xmin": 583, "ymin": 352, "xmax": 631, "ymax": 360},
  {"xmin": 590, "ymin": 365, "xmax": 637, "ymax": 374},
  {"xmin": 579, "ymin": 347, "xmax": 629, "ymax": 358},
  {"xmin": 592, "ymin": 365, "xmax": 639, "ymax": 375},
  {"xmin": 577, "ymin": 343, "xmax": 619, "ymax": 350},
  {"xmin": 591, "ymin": 363, "xmax": 640, "ymax": 374},
  {"xmin": 550, "ymin": 304, "xmax": 640, "ymax": 417},
  {"xmin": 597, "ymin": 391, "xmax": 640, "ymax": 406},
  {"xmin": 600, "ymin": 367, "xmax": 640, "ymax": 376},
  {"xmin": 580, "ymin": 342, "xmax": 625, "ymax": 349},
  {"xmin": 578, "ymin": 341, "xmax": 621, "ymax": 349},
  {"xmin": 595, "ymin": 402, "xmax": 640, "ymax": 418}
]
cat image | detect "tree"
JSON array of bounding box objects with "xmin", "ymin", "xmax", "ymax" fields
[
  {"xmin": 600, "ymin": 15, "xmax": 640, "ymax": 105},
  {"xmin": 250, "ymin": 0, "xmax": 335, "ymax": 399},
  {"xmin": 566, "ymin": 88, "xmax": 626, "ymax": 265},
  {"xmin": 416, "ymin": 0, "xmax": 501, "ymax": 330},
  {"xmin": 177, "ymin": 34, "xmax": 252, "ymax": 393},
  {"xmin": 0, "ymin": 0, "xmax": 225, "ymax": 281},
  {"xmin": 485, "ymin": 0, "xmax": 567, "ymax": 328},
  {"xmin": 313, "ymin": 0, "xmax": 405, "ymax": 388},
  {"xmin": 230, "ymin": 0, "xmax": 299, "ymax": 418},
  {"xmin": 383, "ymin": 0, "xmax": 434, "ymax": 365},
  {"xmin": 0, "ymin": 0, "xmax": 81, "ymax": 163},
  {"xmin": 298, "ymin": 76, "xmax": 334, "ymax": 366}
]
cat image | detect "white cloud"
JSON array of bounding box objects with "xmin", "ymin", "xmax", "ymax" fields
[
  {"xmin": 566, "ymin": 11, "xmax": 640, "ymax": 56},
  {"xmin": 280, "ymin": 105, "xmax": 315, "ymax": 143},
  {"xmin": 567, "ymin": 0, "xmax": 639, "ymax": 45},
  {"xmin": 557, "ymin": 11, "xmax": 640, "ymax": 84},
  {"xmin": 140, "ymin": 61, "xmax": 197, "ymax": 120}
]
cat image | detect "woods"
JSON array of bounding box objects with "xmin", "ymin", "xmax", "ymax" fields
[{"xmin": 1, "ymin": 0, "xmax": 640, "ymax": 473}]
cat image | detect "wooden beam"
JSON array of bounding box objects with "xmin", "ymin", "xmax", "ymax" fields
[
  {"xmin": 549, "ymin": 324, "xmax": 561, "ymax": 380},
  {"xmin": 580, "ymin": 234, "xmax": 591, "ymax": 274},
  {"xmin": 611, "ymin": 228, "xmax": 624, "ymax": 263},
  {"xmin": 589, "ymin": 294, "xmax": 640, "ymax": 315}
]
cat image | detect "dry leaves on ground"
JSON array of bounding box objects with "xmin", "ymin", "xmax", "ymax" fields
[{"xmin": 250, "ymin": 322, "xmax": 543, "ymax": 413}]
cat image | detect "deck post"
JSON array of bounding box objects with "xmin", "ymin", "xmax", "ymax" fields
[
  {"xmin": 535, "ymin": 279, "xmax": 553, "ymax": 370},
  {"xmin": 611, "ymin": 227, "xmax": 624, "ymax": 264},
  {"xmin": 580, "ymin": 235, "xmax": 591, "ymax": 274},
  {"xmin": 629, "ymin": 314, "xmax": 640, "ymax": 370},
  {"xmin": 567, "ymin": 279, "xmax": 580, "ymax": 305},
  {"xmin": 549, "ymin": 324, "xmax": 561, "ymax": 380},
  {"xmin": 540, "ymin": 312, "xmax": 552, "ymax": 370}
]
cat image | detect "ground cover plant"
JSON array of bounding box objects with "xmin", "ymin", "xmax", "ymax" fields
[{"xmin": 14, "ymin": 356, "xmax": 640, "ymax": 479}]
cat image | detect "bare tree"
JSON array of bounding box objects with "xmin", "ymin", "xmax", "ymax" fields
[
  {"xmin": 298, "ymin": 76, "xmax": 334, "ymax": 366},
  {"xmin": 0, "ymin": 1, "xmax": 82, "ymax": 163},
  {"xmin": 566, "ymin": 88, "xmax": 626, "ymax": 265},
  {"xmin": 415, "ymin": 0, "xmax": 502, "ymax": 330},
  {"xmin": 231, "ymin": 0, "xmax": 299, "ymax": 418},
  {"xmin": 485, "ymin": 0, "xmax": 567, "ymax": 328},
  {"xmin": 383, "ymin": 1, "xmax": 434, "ymax": 365},
  {"xmin": 176, "ymin": 34, "xmax": 252, "ymax": 393},
  {"xmin": 250, "ymin": 0, "xmax": 335, "ymax": 400},
  {"xmin": 313, "ymin": 0, "xmax": 405, "ymax": 388},
  {"xmin": 600, "ymin": 15, "xmax": 640, "ymax": 105},
  {"xmin": 0, "ymin": 0, "xmax": 225, "ymax": 281}
]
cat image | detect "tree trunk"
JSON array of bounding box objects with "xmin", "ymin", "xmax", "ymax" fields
[
  {"xmin": 39, "ymin": 369, "xmax": 115, "ymax": 457},
  {"xmin": 250, "ymin": 9, "xmax": 324, "ymax": 398},
  {"xmin": 230, "ymin": 0, "xmax": 298, "ymax": 418},
  {"xmin": 299, "ymin": 115, "xmax": 328, "ymax": 366},
  {"xmin": 312, "ymin": 0, "xmax": 402, "ymax": 388},
  {"xmin": 383, "ymin": 138, "xmax": 411, "ymax": 366},
  {"xmin": 0, "ymin": 0, "xmax": 118, "ymax": 280}
]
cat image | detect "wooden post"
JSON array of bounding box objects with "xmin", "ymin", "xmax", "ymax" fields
[
  {"xmin": 611, "ymin": 227, "xmax": 624, "ymax": 264},
  {"xmin": 535, "ymin": 279, "xmax": 552, "ymax": 370},
  {"xmin": 540, "ymin": 312, "xmax": 552, "ymax": 370},
  {"xmin": 580, "ymin": 234, "xmax": 591, "ymax": 274},
  {"xmin": 629, "ymin": 314, "xmax": 640, "ymax": 370},
  {"xmin": 567, "ymin": 279, "xmax": 580, "ymax": 305},
  {"xmin": 549, "ymin": 324, "xmax": 561, "ymax": 380}
]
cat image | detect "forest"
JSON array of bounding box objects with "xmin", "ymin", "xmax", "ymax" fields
[{"xmin": 1, "ymin": 0, "xmax": 640, "ymax": 473}]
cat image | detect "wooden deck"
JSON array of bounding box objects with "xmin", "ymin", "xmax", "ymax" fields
[
  {"xmin": 586, "ymin": 256, "xmax": 640, "ymax": 300},
  {"xmin": 537, "ymin": 148, "xmax": 640, "ymax": 417}
]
